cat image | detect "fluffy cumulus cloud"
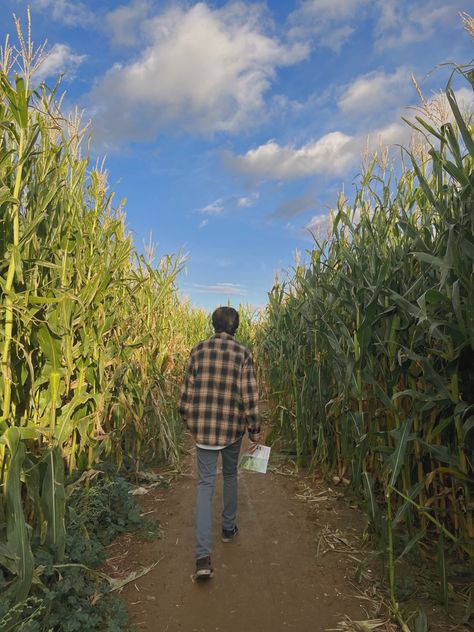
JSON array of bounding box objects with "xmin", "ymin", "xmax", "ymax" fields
[
  {"xmin": 35, "ymin": 43, "xmax": 86, "ymax": 82},
  {"xmin": 32, "ymin": 0, "xmax": 93, "ymax": 26},
  {"xmin": 225, "ymin": 115, "xmax": 420, "ymax": 183},
  {"xmin": 373, "ymin": 121, "xmax": 410, "ymax": 148},
  {"xmin": 288, "ymin": 0, "xmax": 369, "ymax": 51},
  {"xmin": 338, "ymin": 67, "xmax": 412, "ymax": 117},
  {"xmin": 106, "ymin": 0, "xmax": 150, "ymax": 47},
  {"xmin": 225, "ymin": 132, "xmax": 357, "ymax": 181},
  {"xmin": 88, "ymin": 2, "xmax": 308, "ymax": 145}
]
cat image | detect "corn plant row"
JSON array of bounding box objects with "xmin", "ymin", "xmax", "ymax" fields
[
  {"xmin": 257, "ymin": 58, "xmax": 473, "ymax": 612},
  {"xmin": 0, "ymin": 33, "xmax": 208, "ymax": 620}
]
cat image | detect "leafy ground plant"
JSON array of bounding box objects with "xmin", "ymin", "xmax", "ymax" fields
[{"xmin": 0, "ymin": 470, "xmax": 161, "ymax": 632}]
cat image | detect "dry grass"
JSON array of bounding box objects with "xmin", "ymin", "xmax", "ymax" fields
[{"xmin": 326, "ymin": 617, "xmax": 397, "ymax": 632}]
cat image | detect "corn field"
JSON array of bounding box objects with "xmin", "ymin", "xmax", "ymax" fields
[
  {"xmin": 257, "ymin": 55, "xmax": 474, "ymax": 615},
  {"xmin": 0, "ymin": 27, "xmax": 208, "ymax": 622},
  {"xmin": 2, "ymin": 10, "xmax": 474, "ymax": 630}
]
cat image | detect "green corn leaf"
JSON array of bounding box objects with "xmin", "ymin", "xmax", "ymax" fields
[
  {"xmin": 0, "ymin": 542, "xmax": 16, "ymax": 560},
  {"xmin": 0, "ymin": 427, "xmax": 34, "ymax": 603},
  {"xmin": 451, "ymin": 280, "xmax": 466, "ymax": 335},
  {"xmin": 411, "ymin": 154, "xmax": 445, "ymax": 213},
  {"xmin": 434, "ymin": 466, "xmax": 473, "ymax": 483},
  {"xmin": 441, "ymin": 158, "xmax": 470, "ymax": 186},
  {"xmin": 413, "ymin": 115, "xmax": 447, "ymax": 143},
  {"xmin": 438, "ymin": 532, "xmax": 448, "ymax": 611},
  {"xmin": 389, "ymin": 290, "xmax": 420, "ymax": 318},
  {"xmin": 419, "ymin": 440, "xmax": 457, "ymax": 466},
  {"xmin": 396, "ymin": 529, "xmax": 426, "ymax": 561},
  {"xmin": 392, "ymin": 481, "xmax": 424, "ymax": 527},
  {"xmin": 414, "ymin": 609, "xmax": 428, "ymax": 632},
  {"xmin": 23, "ymin": 459, "xmax": 45, "ymax": 549},
  {"xmin": 362, "ymin": 471, "xmax": 378, "ymax": 522},
  {"xmin": 446, "ymin": 86, "xmax": 474, "ymax": 158},
  {"xmin": 14, "ymin": 74, "xmax": 29, "ymax": 129},
  {"xmin": 388, "ymin": 419, "xmax": 413, "ymax": 487},
  {"xmin": 463, "ymin": 585, "xmax": 474, "ymax": 625},
  {"xmin": 40, "ymin": 447, "xmax": 66, "ymax": 562},
  {"xmin": 11, "ymin": 244, "xmax": 23, "ymax": 284},
  {"xmin": 441, "ymin": 122, "xmax": 463, "ymax": 166},
  {"xmin": 411, "ymin": 251, "xmax": 450, "ymax": 269},
  {"xmin": 55, "ymin": 391, "xmax": 97, "ymax": 445},
  {"xmin": 36, "ymin": 324, "xmax": 62, "ymax": 375},
  {"xmin": 0, "ymin": 185, "xmax": 17, "ymax": 205},
  {"xmin": 464, "ymin": 416, "xmax": 474, "ymax": 435}
]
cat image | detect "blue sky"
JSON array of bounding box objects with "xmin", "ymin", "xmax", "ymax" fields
[{"xmin": 1, "ymin": 1, "xmax": 473, "ymax": 311}]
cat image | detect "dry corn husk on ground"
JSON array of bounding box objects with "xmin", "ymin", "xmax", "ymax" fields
[{"xmin": 327, "ymin": 617, "xmax": 397, "ymax": 632}]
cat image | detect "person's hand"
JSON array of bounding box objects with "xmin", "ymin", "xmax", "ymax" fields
[{"xmin": 248, "ymin": 433, "xmax": 260, "ymax": 453}]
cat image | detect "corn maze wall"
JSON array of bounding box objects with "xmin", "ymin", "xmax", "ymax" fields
[
  {"xmin": 257, "ymin": 63, "xmax": 474, "ymax": 614},
  {"xmin": 0, "ymin": 40, "xmax": 209, "ymax": 620}
]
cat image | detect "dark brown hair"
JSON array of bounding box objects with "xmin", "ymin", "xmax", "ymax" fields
[{"xmin": 212, "ymin": 306, "xmax": 239, "ymax": 335}]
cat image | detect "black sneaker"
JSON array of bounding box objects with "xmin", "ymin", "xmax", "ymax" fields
[
  {"xmin": 221, "ymin": 525, "xmax": 238, "ymax": 542},
  {"xmin": 195, "ymin": 556, "xmax": 213, "ymax": 579}
]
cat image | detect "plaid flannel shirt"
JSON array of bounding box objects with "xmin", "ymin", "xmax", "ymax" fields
[{"xmin": 178, "ymin": 332, "xmax": 259, "ymax": 446}]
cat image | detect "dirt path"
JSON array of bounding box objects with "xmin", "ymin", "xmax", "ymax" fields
[{"xmin": 109, "ymin": 438, "xmax": 373, "ymax": 632}]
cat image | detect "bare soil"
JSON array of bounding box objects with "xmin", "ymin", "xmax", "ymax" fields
[{"xmin": 106, "ymin": 434, "xmax": 387, "ymax": 632}]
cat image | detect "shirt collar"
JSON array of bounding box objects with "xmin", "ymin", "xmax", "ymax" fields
[{"xmin": 213, "ymin": 332, "xmax": 235, "ymax": 340}]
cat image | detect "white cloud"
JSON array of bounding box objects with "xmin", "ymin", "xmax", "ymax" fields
[
  {"xmin": 289, "ymin": 1, "xmax": 467, "ymax": 53},
  {"xmin": 288, "ymin": 0, "xmax": 368, "ymax": 51},
  {"xmin": 455, "ymin": 87, "xmax": 474, "ymax": 113},
  {"xmin": 198, "ymin": 219, "xmax": 209, "ymax": 229},
  {"xmin": 191, "ymin": 283, "xmax": 247, "ymax": 296},
  {"xmin": 338, "ymin": 67, "xmax": 412, "ymax": 117},
  {"xmin": 373, "ymin": 0, "xmax": 465, "ymax": 50},
  {"xmin": 372, "ymin": 121, "xmax": 410, "ymax": 149},
  {"xmin": 197, "ymin": 192, "xmax": 259, "ymax": 215},
  {"xmin": 87, "ymin": 2, "xmax": 309, "ymax": 146},
  {"xmin": 35, "ymin": 44, "xmax": 86, "ymax": 82},
  {"xmin": 291, "ymin": 0, "xmax": 366, "ymax": 23},
  {"xmin": 305, "ymin": 205, "xmax": 363, "ymax": 242},
  {"xmin": 225, "ymin": 112, "xmax": 430, "ymax": 183},
  {"xmin": 237, "ymin": 193, "xmax": 259, "ymax": 207},
  {"xmin": 199, "ymin": 199, "xmax": 225, "ymax": 215},
  {"xmin": 32, "ymin": 0, "xmax": 93, "ymax": 26},
  {"xmin": 305, "ymin": 212, "xmax": 332, "ymax": 241},
  {"xmin": 225, "ymin": 132, "xmax": 357, "ymax": 181},
  {"xmin": 318, "ymin": 25, "xmax": 356, "ymax": 52},
  {"xmin": 106, "ymin": 0, "xmax": 150, "ymax": 47}
]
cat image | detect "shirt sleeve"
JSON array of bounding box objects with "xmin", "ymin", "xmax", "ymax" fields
[
  {"xmin": 178, "ymin": 353, "xmax": 195, "ymax": 420},
  {"xmin": 240, "ymin": 352, "xmax": 259, "ymax": 431}
]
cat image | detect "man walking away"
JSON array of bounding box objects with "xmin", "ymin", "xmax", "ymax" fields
[{"xmin": 179, "ymin": 306, "xmax": 260, "ymax": 579}]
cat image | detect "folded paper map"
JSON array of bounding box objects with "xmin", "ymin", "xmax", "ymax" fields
[{"xmin": 239, "ymin": 445, "xmax": 271, "ymax": 474}]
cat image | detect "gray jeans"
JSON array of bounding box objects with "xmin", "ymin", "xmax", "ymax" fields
[{"xmin": 195, "ymin": 437, "xmax": 242, "ymax": 559}]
